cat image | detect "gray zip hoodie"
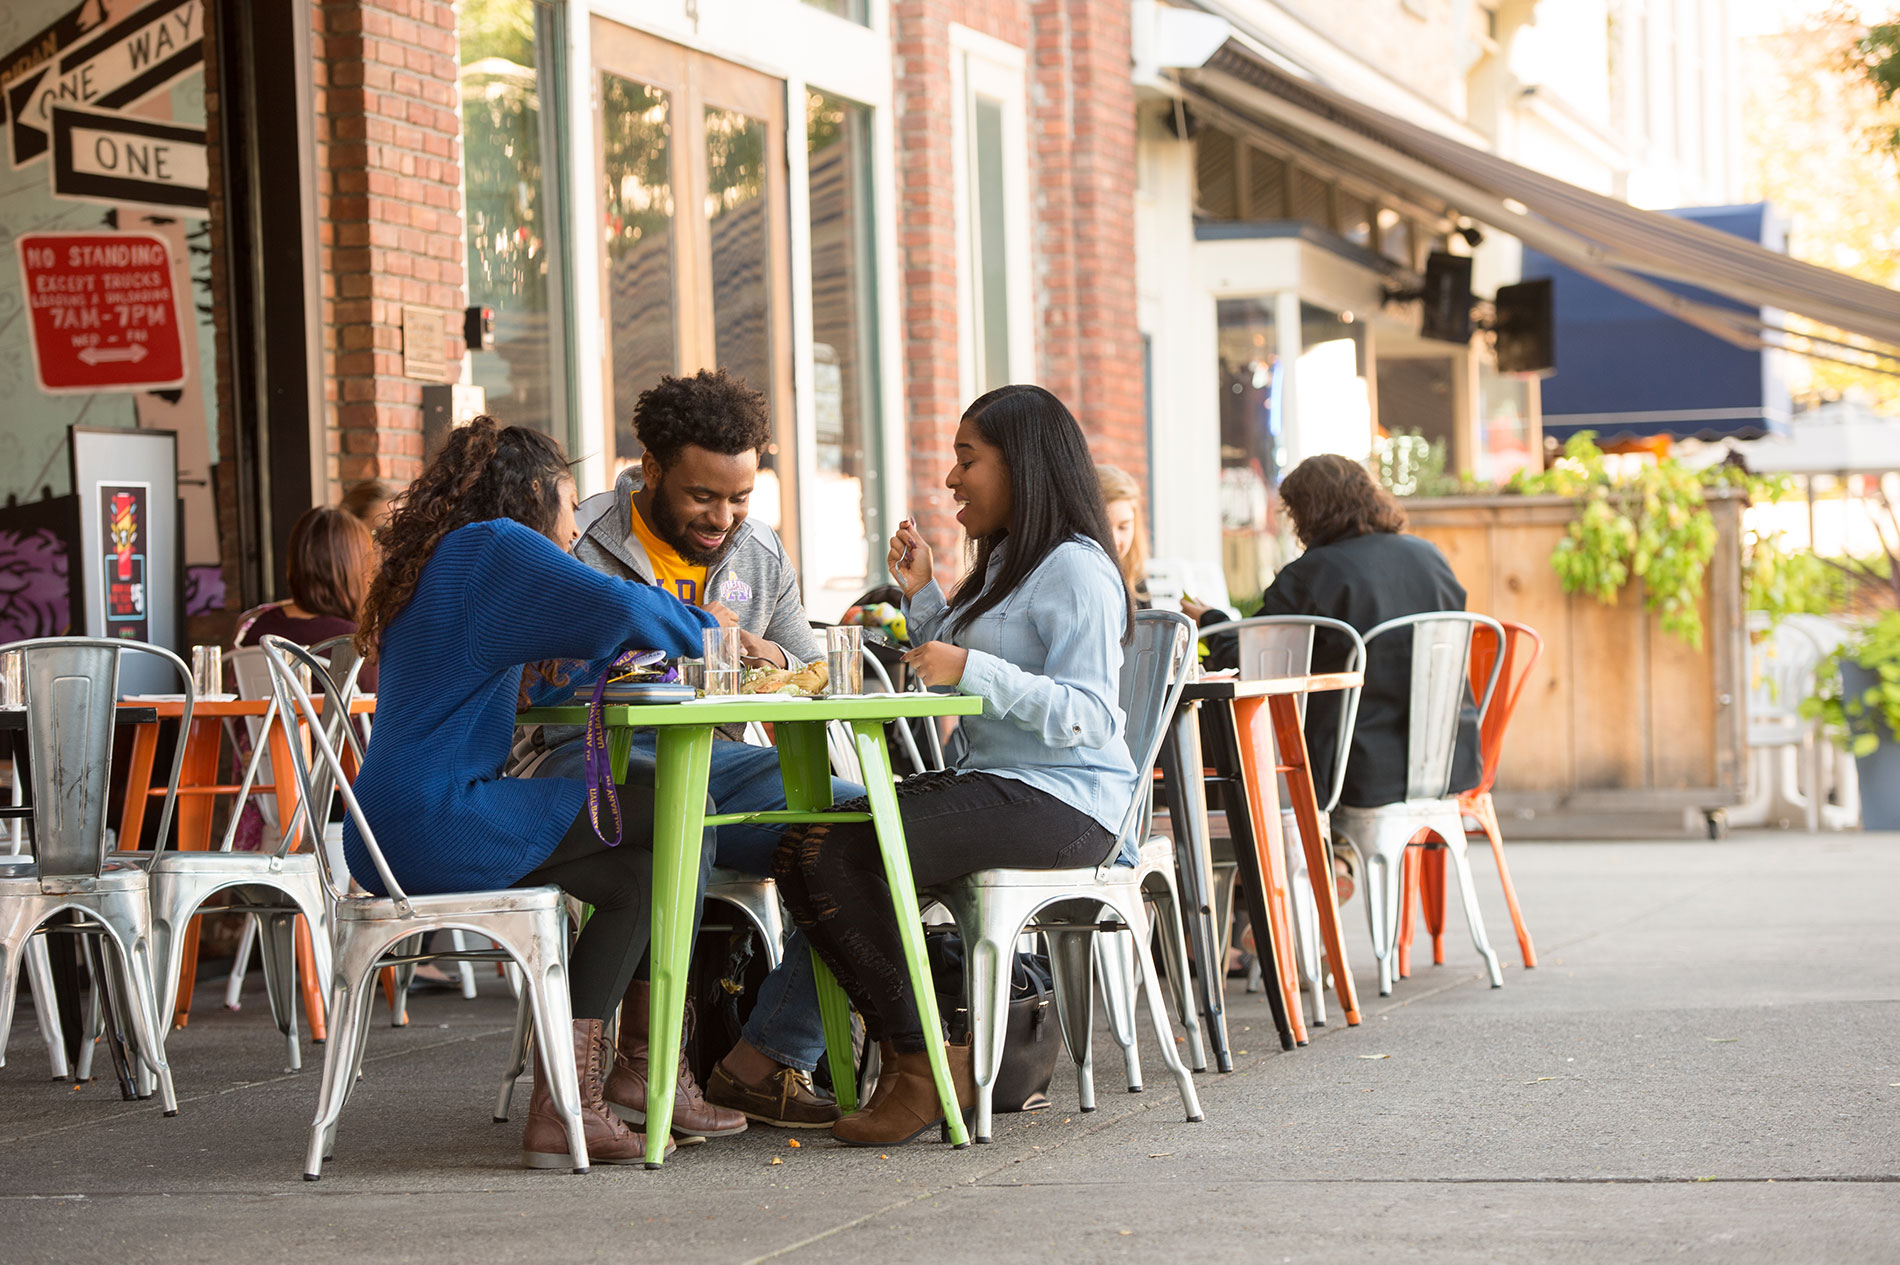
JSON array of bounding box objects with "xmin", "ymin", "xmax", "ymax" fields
[
  {"xmin": 573, "ymin": 467, "xmax": 823, "ymax": 666},
  {"xmin": 509, "ymin": 469, "xmax": 821, "ymax": 768}
]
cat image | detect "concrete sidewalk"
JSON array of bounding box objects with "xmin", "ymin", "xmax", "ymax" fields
[{"xmin": 2, "ymin": 833, "xmax": 1897, "ymax": 1263}]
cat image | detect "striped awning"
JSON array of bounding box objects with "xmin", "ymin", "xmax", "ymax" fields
[{"xmin": 1178, "ymin": 42, "xmax": 1900, "ymax": 374}]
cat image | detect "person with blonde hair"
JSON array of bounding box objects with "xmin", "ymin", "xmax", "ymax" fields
[{"xmin": 1095, "ymin": 463, "xmax": 1150, "ymax": 605}]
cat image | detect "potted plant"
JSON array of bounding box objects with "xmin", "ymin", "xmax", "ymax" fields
[{"xmin": 1806, "ymin": 610, "xmax": 1900, "ymax": 829}]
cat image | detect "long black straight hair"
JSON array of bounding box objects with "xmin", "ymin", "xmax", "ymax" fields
[{"xmin": 944, "ymin": 384, "xmax": 1134, "ymax": 644}]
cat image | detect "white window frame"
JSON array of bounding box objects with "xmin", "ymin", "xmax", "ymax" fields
[{"xmin": 948, "ymin": 24, "xmax": 1034, "ymax": 404}]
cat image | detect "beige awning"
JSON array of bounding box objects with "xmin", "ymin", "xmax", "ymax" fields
[{"xmin": 1179, "ymin": 42, "xmax": 1900, "ymax": 370}]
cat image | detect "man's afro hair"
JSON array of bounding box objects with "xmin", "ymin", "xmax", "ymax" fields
[{"xmin": 632, "ymin": 368, "xmax": 772, "ymax": 467}]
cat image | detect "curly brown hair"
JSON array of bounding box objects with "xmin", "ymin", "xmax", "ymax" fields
[
  {"xmin": 633, "ymin": 368, "xmax": 771, "ymax": 468},
  {"xmin": 1278, "ymin": 453, "xmax": 1407, "ymax": 549},
  {"xmin": 286, "ymin": 506, "xmax": 373, "ymax": 620},
  {"xmin": 354, "ymin": 417, "xmax": 573, "ymax": 660}
]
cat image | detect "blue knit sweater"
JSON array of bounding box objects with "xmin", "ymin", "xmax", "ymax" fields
[{"xmin": 341, "ymin": 518, "xmax": 717, "ymax": 896}]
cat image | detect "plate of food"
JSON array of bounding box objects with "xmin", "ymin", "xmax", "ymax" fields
[{"xmin": 681, "ymin": 661, "xmax": 832, "ymax": 703}]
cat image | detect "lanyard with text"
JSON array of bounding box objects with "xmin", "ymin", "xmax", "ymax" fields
[{"xmin": 582, "ymin": 651, "xmax": 648, "ymax": 846}]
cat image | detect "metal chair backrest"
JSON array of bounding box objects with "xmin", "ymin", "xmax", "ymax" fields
[
  {"xmin": 1199, "ymin": 615, "xmax": 1368, "ymax": 814},
  {"xmin": 1111, "ymin": 610, "xmax": 1195, "ymax": 861},
  {"xmin": 1361, "ymin": 612, "xmax": 1505, "ymax": 802},
  {"xmin": 0, "ymin": 637, "xmax": 194, "ymax": 883},
  {"xmin": 1468, "ymin": 619, "xmax": 1543, "ymax": 796},
  {"xmin": 259, "ymin": 636, "xmax": 393, "ymax": 909}
]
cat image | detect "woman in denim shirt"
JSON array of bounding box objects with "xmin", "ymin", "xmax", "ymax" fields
[{"xmin": 773, "ymin": 384, "xmax": 1137, "ymax": 1147}]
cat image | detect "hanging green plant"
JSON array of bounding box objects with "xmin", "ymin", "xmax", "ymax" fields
[{"xmin": 1505, "ymin": 433, "xmax": 1718, "ymax": 648}]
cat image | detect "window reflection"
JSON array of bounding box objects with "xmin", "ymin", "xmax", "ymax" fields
[
  {"xmin": 1216, "ymin": 299, "xmax": 1283, "ymax": 600},
  {"xmin": 704, "ymin": 106, "xmax": 780, "ymax": 519},
  {"xmin": 459, "ymin": 0, "xmax": 559, "ymax": 432},
  {"xmin": 601, "ymin": 75, "xmax": 677, "ymax": 468},
  {"xmin": 806, "ymin": 90, "xmax": 880, "ymax": 618}
]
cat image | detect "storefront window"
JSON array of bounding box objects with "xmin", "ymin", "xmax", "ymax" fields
[
  {"xmin": 1216, "ymin": 299, "xmax": 1284, "ymax": 600},
  {"xmin": 600, "ymin": 74, "xmax": 678, "ymax": 469},
  {"xmin": 806, "ymin": 91, "xmax": 881, "ymax": 617},
  {"xmin": 459, "ymin": 0, "xmax": 564, "ymax": 434},
  {"xmin": 1480, "ymin": 363, "xmax": 1537, "ymax": 483},
  {"xmin": 802, "ymin": 0, "xmax": 870, "ymax": 23}
]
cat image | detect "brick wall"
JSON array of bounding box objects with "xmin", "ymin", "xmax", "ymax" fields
[
  {"xmin": 316, "ymin": 0, "xmax": 466, "ymax": 496},
  {"xmin": 893, "ymin": 0, "xmax": 1144, "ymax": 574}
]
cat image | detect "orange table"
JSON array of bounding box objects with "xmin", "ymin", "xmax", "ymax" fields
[
  {"xmin": 118, "ymin": 696, "xmax": 374, "ymax": 1036},
  {"xmin": 1181, "ymin": 672, "xmax": 1362, "ymax": 1050}
]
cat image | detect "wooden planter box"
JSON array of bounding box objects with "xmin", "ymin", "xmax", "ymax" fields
[{"xmin": 1405, "ymin": 489, "xmax": 1747, "ymax": 838}]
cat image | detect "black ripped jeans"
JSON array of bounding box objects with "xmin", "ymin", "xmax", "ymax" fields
[{"xmin": 772, "ymin": 770, "xmax": 1118, "ymax": 1054}]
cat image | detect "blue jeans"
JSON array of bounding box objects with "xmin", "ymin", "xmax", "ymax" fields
[{"xmin": 533, "ymin": 733, "xmax": 861, "ymax": 1072}]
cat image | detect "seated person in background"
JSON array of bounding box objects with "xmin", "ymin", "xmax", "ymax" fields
[
  {"xmin": 1098, "ymin": 463, "xmax": 1235, "ymax": 625},
  {"xmin": 340, "ymin": 478, "xmax": 395, "ymax": 533},
  {"xmin": 237, "ymin": 505, "xmax": 377, "ymax": 693},
  {"xmin": 1259, "ymin": 454, "xmax": 1481, "ymax": 820},
  {"xmin": 514, "ymin": 367, "xmax": 859, "ymax": 1141}
]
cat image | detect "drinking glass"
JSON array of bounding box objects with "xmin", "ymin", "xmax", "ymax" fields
[
  {"xmin": 0, "ymin": 650, "xmax": 23, "ymax": 710},
  {"xmin": 826, "ymin": 625, "xmax": 863, "ymax": 696},
  {"xmin": 190, "ymin": 644, "xmax": 222, "ymax": 697},
  {"xmin": 702, "ymin": 626, "xmax": 743, "ymax": 697}
]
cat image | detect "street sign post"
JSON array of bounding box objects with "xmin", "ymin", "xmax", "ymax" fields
[
  {"xmin": 16, "ymin": 231, "xmax": 187, "ymax": 393},
  {"xmin": 4, "ymin": 0, "xmax": 201, "ymax": 168}
]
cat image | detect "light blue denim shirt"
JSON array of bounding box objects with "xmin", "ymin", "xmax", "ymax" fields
[{"xmin": 906, "ymin": 536, "xmax": 1139, "ymax": 861}]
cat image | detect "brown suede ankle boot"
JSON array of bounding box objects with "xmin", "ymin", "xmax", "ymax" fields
[
  {"xmin": 520, "ymin": 1017, "xmax": 673, "ymax": 1169},
  {"xmin": 832, "ymin": 1038, "xmax": 975, "ymax": 1148},
  {"xmin": 603, "ymin": 979, "xmax": 747, "ymax": 1143}
]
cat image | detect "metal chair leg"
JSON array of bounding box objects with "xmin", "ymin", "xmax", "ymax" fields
[
  {"xmin": 494, "ymin": 989, "xmax": 534, "ymax": 1122},
  {"xmin": 23, "ymin": 938, "xmax": 71, "ymax": 1080},
  {"xmin": 1093, "ymin": 931, "xmax": 1143, "ymax": 1093},
  {"xmin": 1046, "ymin": 928, "xmax": 1097, "ymax": 1113}
]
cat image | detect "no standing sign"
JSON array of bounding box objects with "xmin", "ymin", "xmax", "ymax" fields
[{"xmin": 16, "ymin": 230, "xmax": 186, "ymax": 392}]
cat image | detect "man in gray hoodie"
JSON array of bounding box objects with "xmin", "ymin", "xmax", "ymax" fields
[{"xmin": 517, "ymin": 369, "xmax": 856, "ymax": 1139}]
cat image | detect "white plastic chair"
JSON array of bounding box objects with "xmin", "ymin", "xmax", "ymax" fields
[
  {"xmin": 1330, "ymin": 613, "xmax": 1505, "ymax": 996},
  {"xmin": 926, "ymin": 610, "xmax": 1205, "ymax": 1142},
  {"xmin": 258, "ymin": 636, "xmax": 591, "ymax": 1179}
]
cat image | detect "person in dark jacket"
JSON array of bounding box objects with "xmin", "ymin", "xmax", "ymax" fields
[{"xmin": 1257, "ymin": 453, "xmax": 1481, "ymax": 811}]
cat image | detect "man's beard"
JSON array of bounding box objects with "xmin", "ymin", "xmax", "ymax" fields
[{"xmin": 650, "ymin": 473, "xmax": 730, "ymax": 565}]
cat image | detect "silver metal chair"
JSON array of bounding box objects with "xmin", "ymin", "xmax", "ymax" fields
[
  {"xmin": 129, "ymin": 644, "xmax": 347, "ymax": 1071},
  {"xmin": 1330, "ymin": 613, "xmax": 1506, "ymax": 996},
  {"xmin": 1197, "ymin": 616, "xmax": 1365, "ymax": 1025},
  {"xmin": 0, "ymin": 637, "xmax": 186, "ymax": 1112},
  {"xmin": 258, "ymin": 636, "xmax": 591, "ymax": 1179},
  {"xmin": 927, "ymin": 610, "xmax": 1204, "ymax": 1143}
]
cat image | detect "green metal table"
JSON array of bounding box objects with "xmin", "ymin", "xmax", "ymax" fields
[{"xmin": 519, "ymin": 692, "xmax": 985, "ymax": 1166}]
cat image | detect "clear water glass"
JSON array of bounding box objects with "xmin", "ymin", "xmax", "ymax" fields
[
  {"xmin": 190, "ymin": 645, "xmax": 222, "ymax": 697},
  {"xmin": 0, "ymin": 650, "xmax": 22, "ymax": 710},
  {"xmin": 703, "ymin": 626, "xmax": 742, "ymax": 697},
  {"xmin": 827, "ymin": 625, "xmax": 863, "ymax": 696}
]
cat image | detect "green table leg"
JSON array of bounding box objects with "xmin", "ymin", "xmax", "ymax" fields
[
  {"xmin": 643, "ymin": 723, "xmax": 714, "ymax": 1167},
  {"xmin": 774, "ymin": 721, "xmax": 860, "ymax": 1115},
  {"xmin": 850, "ymin": 719, "xmax": 968, "ymax": 1147}
]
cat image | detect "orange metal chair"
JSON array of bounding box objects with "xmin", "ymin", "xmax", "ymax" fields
[{"xmin": 1399, "ymin": 619, "xmax": 1540, "ymax": 974}]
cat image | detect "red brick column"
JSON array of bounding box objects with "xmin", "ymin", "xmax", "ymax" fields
[
  {"xmin": 894, "ymin": 0, "xmax": 1145, "ymax": 574},
  {"xmin": 316, "ymin": 0, "xmax": 466, "ymax": 495},
  {"xmin": 1031, "ymin": 0, "xmax": 1143, "ymax": 476}
]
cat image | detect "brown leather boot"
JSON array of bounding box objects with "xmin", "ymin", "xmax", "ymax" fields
[
  {"xmin": 602, "ymin": 979, "xmax": 747, "ymax": 1143},
  {"xmin": 832, "ymin": 1038, "xmax": 976, "ymax": 1148},
  {"xmin": 520, "ymin": 1018, "xmax": 673, "ymax": 1169}
]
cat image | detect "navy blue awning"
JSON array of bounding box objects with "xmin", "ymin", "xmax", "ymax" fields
[{"xmin": 1527, "ymin": 205, "xmax": 1791, "ymax": 445}]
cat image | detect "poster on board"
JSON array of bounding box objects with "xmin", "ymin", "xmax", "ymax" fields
[{"xmin": 98, "ymin": 478, "xmax": 149, "ymax": 641}]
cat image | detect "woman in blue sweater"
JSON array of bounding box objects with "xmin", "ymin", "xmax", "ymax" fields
[
  {"xmin": 347, "ymin": 418, "xmax": 716, "ymax": 1168},
  {"xmin": 773, "ymin": 385, "xmax": 1139, "ymax": 1147}
]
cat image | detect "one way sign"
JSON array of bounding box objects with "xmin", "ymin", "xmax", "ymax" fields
[{"xmin": 4, "ymin": 0, "xmax": 201, "ymax": 168}]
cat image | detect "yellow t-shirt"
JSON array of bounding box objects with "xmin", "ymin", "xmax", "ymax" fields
[{"xmin": 628, "ymin": 503, "xmax": 708, "ymax": 607}]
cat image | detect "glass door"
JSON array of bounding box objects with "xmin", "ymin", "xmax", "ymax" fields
[{"xmin": 592, "ymin": 20, "xmax": 797, "ymax": 554}]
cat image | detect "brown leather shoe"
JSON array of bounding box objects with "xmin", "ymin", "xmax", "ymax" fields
[
  {"xmin": 520, "ymin": 1018, "xmax": 674, "ymax": 1169},
  {"xmin": 705, "ymin": 1060, "xmax": 842, "ymax": 1128},
  {"xmin": 832, "ymin": 1038, "xmax": 976, "ymax": 1148},
  {"xmin": 603, "ymin": 980, "xmax": 747, "ymax": 1143}
]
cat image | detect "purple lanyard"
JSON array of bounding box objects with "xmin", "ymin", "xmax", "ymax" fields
[{"xmin": 581, "ymin": 652, "xmax": 642, "ymax": 846}]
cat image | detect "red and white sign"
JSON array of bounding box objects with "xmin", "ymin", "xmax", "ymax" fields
[{"xmin": 17, "ymin": 230, "xmax": 185, "ymax": 393}]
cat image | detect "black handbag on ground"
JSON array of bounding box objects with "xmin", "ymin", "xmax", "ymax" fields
[{"xmin": 926, "ymin": 932, "xmax": 1058, "ymax": 1112}]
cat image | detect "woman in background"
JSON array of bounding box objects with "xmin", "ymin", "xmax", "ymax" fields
[{"xmin": 237, "ymin": 506, "xmax": 378, "ymax": 691}]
